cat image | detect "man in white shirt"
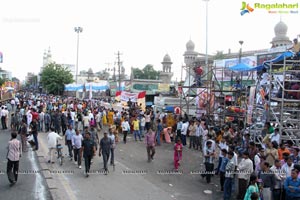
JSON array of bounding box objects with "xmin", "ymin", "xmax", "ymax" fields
[
  {"xmin": 270, "ymin": 128, "xmax": 280, "ymax": 145},
  {"xmin": 282, "ymin": 156, "xmax": 294, "ymax": 178},
  {"xmin": 1, "ymin": 106, "xmax": 8, "ymax": 129},
  {"xmin": 72, "ymin": 129, "xmax": 83, "ymax": 169},
  {"xmin": 270, "ymin": 159, "xmax": 285, "ymax": 199},
  {"xmin": 236, "ymin": 151, "xmax": 253, "ymax": 200},
  {"xmin": 26, "ymin": 110, "xmax": 32, "ymax": 127},
  {"xmin": 47, "ymin": 128, "xmax": 62, "ymax": 163},
  {"xmin": 121, "ymin": 118, "xmax": 130, "ymax": 144},
  {"xmin": 216, "ymin": 137, "xmax": 228, "ymax": 175},
  {"xmin": 181, "ymin": 120, "xmax": 189, "ymax": 146},
  {"xmin": 95, "ymin": 112, "xmax": 102, "ymax": 130}
]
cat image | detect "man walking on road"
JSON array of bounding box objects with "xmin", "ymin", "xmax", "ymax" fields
[
  {"xmin": 19, "ymin": 119, "xmax": 28, "ymax": 152},
  {"xmin": 145, "ymin": 127, "xmax": 155, "ymax": 162},
  {"xmin": 7, "ymin": 132, "xmax": 22, "ymax": 186},
  {"xmin": 30, "ymin": 118, "xmax": 39, "ymax": 151},
  {"xmin": 65, "ymin": 125, "xmax": 75, "ymax": 160},
  {"xmin": 47, "ymin": 127, "xmax": 62, "ymax": 163},
  {"xmin": 81, "ymin": 132, "xmax": 96, "ymax": 177},
  {"xmin": 121, "ymin": 118, "xmax": 130, "ymax": 144},
  {"xmin": 108, "ymin": 130, "xmax": 116, "ymax": 166},
  {"xmin": 99, "ymin": 132, "xmax": 112, "ymax": 174},
  {"xmin": 72, "ymin": 129, "xmax": 83, "ymax": 169}
]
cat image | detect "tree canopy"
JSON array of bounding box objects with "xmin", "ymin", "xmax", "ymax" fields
[
  {"xmin": 132, "ymin": 64, "xmax": 160, "ymax": 79},
  {"xmin": 40, "ymin": 62, "xmax": 73, "ymax": 95},
  {"xmin": 0, "ymin": 77, "xmax": 6, "ymax": 86}
]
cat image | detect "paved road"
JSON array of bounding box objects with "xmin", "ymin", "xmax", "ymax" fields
[
  {"xmin": 37, "ymin": 127, "xmax": 225, "ymax": 200},
  {"xmin": 0, "ymin": 129, "xmax": 52, "ymax": 200}
]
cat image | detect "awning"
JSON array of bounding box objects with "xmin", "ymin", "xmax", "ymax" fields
[
  {"xmin": 146, "ymin": 102, "xmax": 153, "ymax": 106},
  {"xmin": 164, "ymin": 106, "xmax": 174, "ymax": 112}
]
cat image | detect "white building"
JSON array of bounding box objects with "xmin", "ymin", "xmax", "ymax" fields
[
  {"xmin": 0, "ymin": 68, "xmax": 12, "ymax": 80},
  {"xmin": 39, "ymin": 47, "xmax": 76, "ymax": 81}
]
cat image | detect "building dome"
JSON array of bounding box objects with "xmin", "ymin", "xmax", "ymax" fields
[
  {"xmin": 271, "ymin": 20, "xmax": 291, "ymax": 48},
  {"xmin": 186, "ymin": 40, "xmax": 195, "ymax": 51},
  {"xmin": 163, "ymin": 54, "xmax": 171, "ymax": 62},
  {"xmin": 274, "ymin": 21, "xmax": 288, "ymax": 36},
  {"xmin": 88, "ymin": 68, "xmax": 93, "ymax": 74}
]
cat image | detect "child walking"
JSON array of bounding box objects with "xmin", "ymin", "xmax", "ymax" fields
[{"xmin": 174, "ymin": 138, "xmax": 183, "ymax": 170}]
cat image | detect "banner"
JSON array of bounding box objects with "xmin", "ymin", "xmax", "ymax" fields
[
  {"xmin": 196, "ymin": 88, "xmax": 214, "ymax": 115},
  {"xmin": 65, "ymin": 81, "xmax": 109, "ymax": 92},
  {"xmin": 247, "ymin": 86, "xmax": 256, "ymax": 124},
  {"xmin": 115, "ymin": 91, "xmax": 146, "ymax": 111}
]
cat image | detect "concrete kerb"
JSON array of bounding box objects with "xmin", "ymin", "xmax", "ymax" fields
[{"xmin": 34, "ymin": 151, "xmax": 55, "ymax": 200}]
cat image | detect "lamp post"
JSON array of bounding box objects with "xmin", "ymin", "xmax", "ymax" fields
[
  {"xmin": 203, "ymin": 0, "xmax": 209, "ymax": 80},
  {"xmin": 238, "ymin": 40, "xmax": 244, "ymax": 86},
  {"xmin": 74, "ymin": 27, "xmax": 83, "ymax": 84}
]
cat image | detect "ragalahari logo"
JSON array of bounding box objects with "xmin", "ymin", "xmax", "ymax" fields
[{"xmin": 240, "ymin": 2, "xmax": 254, "ymax": 15}]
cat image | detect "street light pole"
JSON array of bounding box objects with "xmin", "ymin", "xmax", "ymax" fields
[
  {"xmin": 203, "ymin": 0, "xmax": 209, "ymax": 80},
  {"xmin": 239, "ymin": 40, "xmax": 244, "ymax": 87},
  {"xmin": 74, "ymin": 27, "xmax": 83, "ymax": 84}
]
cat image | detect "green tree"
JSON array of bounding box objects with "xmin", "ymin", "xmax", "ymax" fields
[
  {"xmin": 132, "ymin": 64, "xmax": 160, "ymax": 79},
  {"xmin": 40, "ymin": 62, "xmax": 73, "ymax": 95},
  {"xmin": 0, "ymin": 77, "xmax": 6, "ymax": 86}
]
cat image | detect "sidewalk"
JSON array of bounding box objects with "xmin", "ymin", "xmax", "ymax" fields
[{"xmin": 0, "ymin": 129, "xmax": 52, "ymax": 200}]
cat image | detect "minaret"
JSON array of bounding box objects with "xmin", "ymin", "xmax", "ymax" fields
[
  {"xmin": 159, "ymin": 54, "xmax": 173, "ymax": 84},
  {"xmin": 42, "ymin": 50, "xmax": 48, "ymax": 67},
  {"xmin": 47, "ymin": 47, "xmax": 52, "ymax": 63},
  {"xmin": 161, "ymin": 54, "xmax": 172, "ymax": 73},
  {"xmin": 183, "ymin": 39, "xmax": 198, "ymax": 80}
]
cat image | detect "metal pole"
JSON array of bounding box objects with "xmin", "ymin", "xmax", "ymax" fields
[
  {"xmin": 239, "ymin": 41, "xmax": 243, "ymax": 88},
  {"xmin": 74, "ymin": 27, "xmax": 83, "ymax": 84},
  {"xmin": 204, "ymin": 0, "xmax": 209, "ymax": 80},
  {"xmin": 76, "ymin": 32, "xmax": 79, "ymax": 84}
]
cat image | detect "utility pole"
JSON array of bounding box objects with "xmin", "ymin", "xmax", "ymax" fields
[
  {"xmin": 74, "ymin": 27, "xmax": 83, "ymax": 84},
  {"xmin": 115, "ymin": 51, "xmax": 123, "ymax": 91}
]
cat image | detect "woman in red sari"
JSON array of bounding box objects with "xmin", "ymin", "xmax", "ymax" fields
[{"xmin": 174, "ymin": 138, "xmax": 183, "ymax": 170}]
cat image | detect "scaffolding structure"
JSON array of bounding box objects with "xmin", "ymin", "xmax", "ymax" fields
[
  {"xmin": 253, "ymin": 56, "xmax": 300, "ymax": 145},
  {"xmin": 179, "ymin": 64, "xmax": 252, "ymax": 129}
]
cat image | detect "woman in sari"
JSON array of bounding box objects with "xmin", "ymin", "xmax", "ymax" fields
[{"xmin": 174, "ymin": 138, "xmax": 183, "ymax": 170}]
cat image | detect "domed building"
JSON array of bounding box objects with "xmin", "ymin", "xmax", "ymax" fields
[
  {"xmin": 161, "ymin": 54, "xmax": 172, "ymax": 73},
  {"xmin": 183, "ymin": 39, "xmax": 199, "ymax": 67},
  {"xmin": 159, "ymin": 54, "xmax": 173, "ymax": 84},
  {"xmin": 271, "ymin": 20, "xmax": 292, "ymax": 48}
]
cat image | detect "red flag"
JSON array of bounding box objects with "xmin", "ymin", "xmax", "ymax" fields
[
  {"xmin": 115, "ymin": 91, "xmax": 122, "ymax": 97},
  {"xmin": 137, "ymin": 91, "xmax": 146, "ymax": 99}
]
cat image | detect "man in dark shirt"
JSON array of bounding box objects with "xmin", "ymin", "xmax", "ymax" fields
[
  {"xmin": 99, "ymin": 132, "xmax": 112, "ymax": 174},
  {"xmin": 30, "ymin": 118, "xmax": 39, "ymax": 151},
  {"xmin": 81, "ymin": 132, "xmax": 96, "ymax": 177},
  {"xmin": 258, "ymin": 161, "xmax": 275, "ymax": 200}
]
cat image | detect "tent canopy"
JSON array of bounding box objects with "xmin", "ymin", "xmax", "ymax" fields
[
  {"xmin": 264, "ymin": 51, "xmax": 294, "ymax": 65},
  {"xmin": 228, "ymin": 63, "xmax": 257, "ymax": 72},
  {"xmin": 254, "ymin": 51, "xmax": 295, "ymax": 71}
]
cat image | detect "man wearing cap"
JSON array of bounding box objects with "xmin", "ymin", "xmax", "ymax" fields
[{"xmin": 236, "ymin": 151, "xmax": 253, "ymax": 200}]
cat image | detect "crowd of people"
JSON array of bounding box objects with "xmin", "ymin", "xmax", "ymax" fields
[{"xmin": 1, "ymin": 91, "xmax": 300, "ymax": 200}]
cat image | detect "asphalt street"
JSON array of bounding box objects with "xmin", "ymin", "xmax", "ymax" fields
[
  {"xmin": 0, "ymin": 128, "xmax": 52, "ymax": 200},
  {"xmin": 37, "ymin": 127, "xmax": 225, "ymax": 200}
]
